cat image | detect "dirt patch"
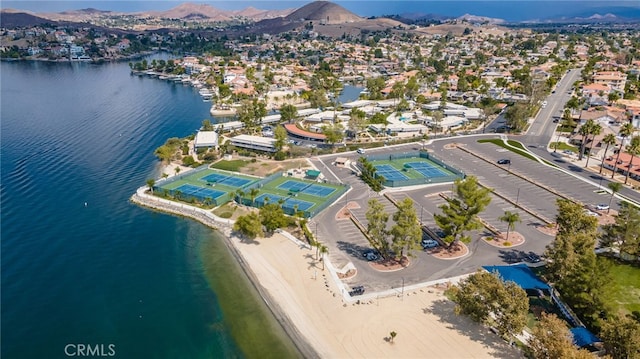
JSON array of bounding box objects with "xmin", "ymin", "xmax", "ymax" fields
[
  {"xmin": 536, "ymin": 224, "xmax": 558, "ymax": 236},
  {"xmin": 336, "ymin": 201, "xmax": 361, "ymax": 220},
  {"xmin": 482, "ymin": 232, "xmax": 525, "ymax": 248},
  {"xmin": 596, "ymin": 210, "xmax": 617, "ymax": 225},
  {"xmin": 370, "ymin": 256, "xmax": 410, "ymax": 271},
  {"xmin": 427, "ymin": 242, "xmax": 469, "ymax": 260},
  {"xmin": 239, "ymin": 158, "xmax": 311, "ymax": 177},
  {"xmin": 337, "ymin": 269, "xmax": 356, "ymax": 279}
]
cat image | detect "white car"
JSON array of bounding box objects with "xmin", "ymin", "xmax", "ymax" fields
[
  {"xmin": 595, "ymin": 203, "xmax": 610, "ymax": 211},
  {"xmin": 584, "ymin": 209, "xmax": 599, "ymax": 217},
  {"xmin": 356, "ymin": 148, "xmax": 365, "ymax": 154}
]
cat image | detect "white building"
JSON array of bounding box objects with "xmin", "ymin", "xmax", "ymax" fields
[
  {"xmin": 193, "ymin": 131, "xmax": 219, "ymax": 150},
  {"xmin": 230, "ymin": 134, "xmax": 277, "ymax": 153}
]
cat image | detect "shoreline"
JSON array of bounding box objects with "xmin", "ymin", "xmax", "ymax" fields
[
  {"xmin": 132, "ymin": 186, "xmax": 524, "ymax": 358},
  {"xmin": 130, "ymin": 187, "xmax": 319, "ymax": 358}
]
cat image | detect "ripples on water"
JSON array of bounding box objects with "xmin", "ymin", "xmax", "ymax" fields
[{"xmin": 0, "ymin": 59, "xmax": 247, "ymax": 358}]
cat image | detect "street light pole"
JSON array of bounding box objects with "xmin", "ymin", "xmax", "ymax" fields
[{"xmin": 516, "ymin": 188, "xmax": 520, "ymax": 205}]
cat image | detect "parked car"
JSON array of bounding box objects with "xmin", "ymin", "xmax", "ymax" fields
[
  {"xmin": 497, "ymin": 159, "xmax": 511, "ymax": 165},
  {"xmin": 584, "ymin": 209, "xmax": 599, "ymax": 217},
  {"xmin": 524, "ymin": 252, "xmax": 541, "ymax": 263},
  {"xmin": 362, "ymin": 249, "xmax": 379, "ymax": 261},
  {"xmin": 421, "ymin": 239, "xmax": 439, "ymax": 249},
  {"xmin": 595, "ymin": 203, "xmax": 610, "ymax": 211},
  {"xmin": 349, "ymin": 285, "xmax": 365, "ymax": 296}
]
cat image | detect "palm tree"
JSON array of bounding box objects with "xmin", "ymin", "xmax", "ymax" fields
[
  {"xmin": 174, "ymin": 166, "xmax": 181, "ymax": 176},
  {"xmin": 607, "ymin": 182, "xmax": 622, "ymax": 214},
  {"xmin": 432, "ymin": 110, "xmax": 443, "ymax": 138},
  {"xmin": 612, "ymin": 123, "xmax": 634, "ymax": 179},
  {"xmin": 248, "ymin": 188, "xmax": 260, "ymax": 206},
  {"xmin": 319, "ymin": 244, "xmax": 329, "ymax": 270},
  {"xmin": 498, "ymin": 210, "xmax": 521, "ymax": 241},
  {"xmin": 599, "ymin": 133, "xmax": 617, "ymax": 174},
  {"xmin": 235, "ymin": 189, "xmax": 245, "ymax": 204},
  {"xmin": 623, "ymin": 135, "xmax": 640, "ymax": 185},
  {"xmin": 174, "ymin": 189, "xmax": 182, "ymax": 200},
  {"xmin": 584, "ymin": 122, "xmax": 602, "ymax": 168},
  {"xmin": 578, "ymin": 119, "xmax": 596, "ymax": 161},
  {"xmin": 146, "ymin": 179, "xmax": 155, "ymax": 194},
  {"xmin": 390, "ymin": 331, "xmax": 397, "ymax": 343}
]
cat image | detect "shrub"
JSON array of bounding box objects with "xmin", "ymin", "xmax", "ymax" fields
[
  {"xmin": 503, "ymin": 241, "xmax": 512, "ymax": 247},
  {"xmin": 274, "ymin": 151, "xmax": 286, "ymax": 161}
]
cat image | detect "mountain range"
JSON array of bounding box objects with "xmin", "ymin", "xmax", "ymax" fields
[{"xmin": 1, "ymin": 0, "xmax": 639, "ymax": 30}]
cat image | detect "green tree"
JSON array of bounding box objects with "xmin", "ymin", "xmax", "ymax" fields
[
  {"xmin": 600, "ymin": 202, "xmax": 640, "ymax": 257},
  {"xmin": 366, "ymin": 77, "xmax": 386, "ymax": 100},
  {"xmin": 274, "ymin": 125, "xmax": 287, "ymax": 152},
  {"xmin": 323, "ymin": 123, "xmax": 344, "ymax": 147},
  {"xmin": 504, "ymin": 103, "xmax": 529, "ymax": 133},
  {"xmin": 259, "ymin": 203, "xmax": 287, "ymax": 232},
  {"xmin": 612, "ymin": 123, "xmax": 634, "ymax": 179},
  {"xmin": 434, "ymin": 176, "xmax": 492, "ymax": 248},
  {"xmin": 348, "ymin": 108, "xmax": 367, "ymax": 140},
  {"xmin": 498, "ymin": 210, "xmax": 520, "ymax": 241},
  {"xmin": 233, "ymin": 213, "xmax": 264, "ymax": 239},
  {"xmin": 279, "ymin": 104, "xmax": 298, "ymax": 123},
  {"xmin": 600, "ymin": 133, "xmax": 618, "ymax": 174},
  {"xmin": 450, "ymin": 271, "xmax": 528, "ymax": 343},
  {"xmin": 201, "ymin": 119, "xmax": 214, "ymax": 131},
  {"xmin": 389, "ymin": 331, "xmax": 397, "ymax": 343},
  {"xmin": 624, "ymin": 135, "xmax": 640, "ymax": 185},
  {"xmin": 600, "ymin": 315, "xmax": 640, "ymax": 359},
  {"xmin": 146, "ymin": 179, "xmax": 155, "ymax": 194},
  {"xmin": 528, "ymin": 313, "xmax": 594, "ymax": 359},
  {"xmin": 365, "ymin": 198, "xmax": 390, "ymax": 258},
  {"xmin": 390, "ymin": 198, "xmax": 422, "ymax": 260},
  {"xmin": 543, "ymin": 199, "xmax": 609, "ymax": 325},
  {"xmin": 357, "ymin": 157, "xmax": 384, "ymax": 192}
]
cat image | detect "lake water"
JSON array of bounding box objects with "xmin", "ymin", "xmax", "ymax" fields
[{"xmin": 0, "ymin": 58, "xmax": 299, "ymax": 358}]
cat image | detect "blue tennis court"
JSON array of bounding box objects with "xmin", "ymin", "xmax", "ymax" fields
[
  {"xmin": 201, "ymin": 173, "xmax": 252, "ymax": 187},
  {"xmin": 374, "ymin": 164, "xmax": 408, "ymax": 181},
  {"xmin": 405, "ymin": 162, "xmax": 449, "ymax": 177},
  {"xmin": 303, "ymin": 184, "xmax": 336, "ymax": 197},
  {"xmin": 278, "ymin": 180, "xmax": 336, "ymax": 197},
  {"xmin": 277, "ymin": 180, "xmax": 309, "ymax": 192},
  {"xmin": 175, "ymin": 184, "xmax": 226, "ymax": 199},
  {"xmin": 255, "ymin": 193, "xmax": 314, "ymax": 211}
]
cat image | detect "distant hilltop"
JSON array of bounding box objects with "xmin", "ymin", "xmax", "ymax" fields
[
  {"xmin": 1, "ymin": 0, "xmax": 639, "ymax": 29},
  {"xmin": 285, "ymin": 1, "xmax": 361, "ymax": 24}
]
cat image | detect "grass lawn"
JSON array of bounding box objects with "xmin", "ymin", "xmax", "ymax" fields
[
  {"xmin": 477, "ymin": 139, "xmax": 558, "ymax": 167},
  {"xmin": 601, "ymin": 257, "xmax": 640, "ymax": 316},
  {"xmin": 211, "ymin": 159, "xmax": 250, "ymax": 172},
  {"xmin": 549, "ymin": 142, "xmax": 578, "ymax": 152}
]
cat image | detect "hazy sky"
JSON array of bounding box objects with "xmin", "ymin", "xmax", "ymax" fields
[{"xmin": 3, "ymin": 1, "xmax": 639, "ymax": 21}]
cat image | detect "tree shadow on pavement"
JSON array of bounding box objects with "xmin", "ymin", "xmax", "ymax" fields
[
  {"xmin": 337, "ymin": 241, "xmax": 369, "ymax": 260},
  {"xmin": 427, "ymin": 299, "xmax": 523, "ymax": 358}
]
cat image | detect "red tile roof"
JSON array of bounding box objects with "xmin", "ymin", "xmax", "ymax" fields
[{"xmin": 284, "ymin": 123, "xmax": 326, "ymax": 141}]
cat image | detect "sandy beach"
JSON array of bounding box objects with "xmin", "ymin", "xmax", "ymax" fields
[{"xmin": 230, "ymin": 232, "xmax": 523, "ymax": 358}]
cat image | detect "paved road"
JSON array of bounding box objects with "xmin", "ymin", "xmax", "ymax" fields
[{"xmin": 515, "ymin": 68, "xmax": 640, "ymax": 204}]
